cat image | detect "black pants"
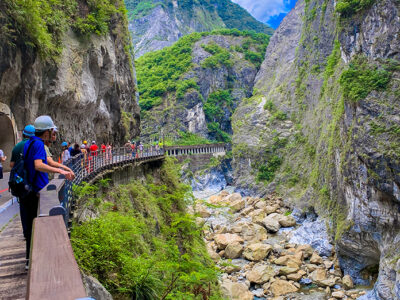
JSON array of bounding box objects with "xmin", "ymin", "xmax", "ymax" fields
[
  {"xmin": 0, "ymin": 166, "xmax": 3, "ymax": 179},
  {"xmin": 19, "ymin": 192, "xmax": 39, "ymax": 260}
]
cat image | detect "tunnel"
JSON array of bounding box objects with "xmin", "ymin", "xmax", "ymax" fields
[{"xmin": 0, "ymin": 112, "xmax": 16, "ymax": 172}]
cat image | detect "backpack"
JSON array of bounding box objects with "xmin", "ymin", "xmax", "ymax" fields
[{"xmin": 8, "ymin": 141, "xmax": 37, "ymax": 198}]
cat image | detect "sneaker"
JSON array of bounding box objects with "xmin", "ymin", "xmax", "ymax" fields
[{"xmin": 25, "ymin": 260, "xmax": 29, "ymax": 271}]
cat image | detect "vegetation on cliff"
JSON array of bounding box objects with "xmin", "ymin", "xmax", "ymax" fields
[
  {"xmin": 71, "ymin": 158, "xmax": 221, "ymax": 299},
  {"xmin": 2, "ymin": 0, "xmax": 130, "ymax": 58}
]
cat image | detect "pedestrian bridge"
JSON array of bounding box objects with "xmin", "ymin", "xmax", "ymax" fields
[{"xmin": 0, "ymin": 143, "xmax": 226, "ymax": 299}]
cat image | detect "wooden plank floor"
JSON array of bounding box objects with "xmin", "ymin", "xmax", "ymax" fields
[{"xmin": 0, "ymin": 216, "xmax": 27, "ymax": 300}]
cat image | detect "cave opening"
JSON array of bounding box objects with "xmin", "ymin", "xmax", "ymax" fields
[{"xmin": 0, "ymin": 112, "xmax": 16, "ymax": 172}]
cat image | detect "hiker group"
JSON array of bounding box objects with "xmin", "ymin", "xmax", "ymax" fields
[{"xmin": 7, "ymin": 116, "xmax": 74, "ymax": 270}]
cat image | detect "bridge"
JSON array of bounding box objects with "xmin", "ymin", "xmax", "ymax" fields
[{"xmin": 0, "ymin": 143, "xmax": 226, "ymax": 299}]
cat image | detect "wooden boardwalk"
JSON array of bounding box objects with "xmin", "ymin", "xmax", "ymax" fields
[{"xmin": 0, "ymin": 216, "xmax": 27, "ymax": 300}]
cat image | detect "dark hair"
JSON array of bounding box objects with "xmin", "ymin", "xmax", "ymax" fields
[
  {"xmin": 35, "ymin": 130, "xmax": 47, "ymax": 137},
  {"xmin": 74, "ymin": 144, "xmax": 80, "ymax": 150}
]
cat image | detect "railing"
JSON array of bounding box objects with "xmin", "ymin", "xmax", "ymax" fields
[{"xmin": 164, "ymin": 143, "xmax": 227, "ymax": 156}]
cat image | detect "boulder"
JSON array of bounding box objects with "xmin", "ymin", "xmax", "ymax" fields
[
  {"xmin": 246, "ymin": 263, "xmax": 276, "ymax": 284},
  {"xmin": 332, "ymin": 291, "xmax": 345, "ymax": 299},
  {"xmin": 310, "ymin": 269, "xmax": 336, "ymax": 287},
  {"xmin": 194, "ymin": 203, "xmax": 211, "ymax": 218},
  {"xmin": 209, "ymin": 194, "xmax": 224, "ymax": 204},
  {"xmin": 206, "ymin": 244, "xmax": 220, "ymax": 262},
  {"xmin": 279, "ymin": 215, "xmax": 296, "ymax": 227},
  {"xmin": 342, "ymin": 274, "xmax": 354, "ymax": 289},
  {"xmin": 241, "ymin": 206, "xmax": 255, "ymax": 216},
  {"xmin": 270, "ymin": 279, "xmax": 299, "ymax": 296},
  {"xmin": 221, "ymin": 280, "xmax": 253, "ymax": 300},
  {"xmin": 226, "ymin": 193, "xmax": 242, "ymax": 204},
  {"xmin": 243, "ymin": 243, "xmax": 273, "ymax": 261},
  {"xmin": 82, "ymin": 274, "xmax": 113, "ymax": 300},
  {"xmin": 263, "ymin": 214, "xmax": 281, "ymax": 233},
  {"xmin": 214, "ymin": 234, "xmax": 243, "ymax": 250},
  {"xmin": 310, "ymin": 252, "xmax": 324, "ymax": 265},
  {"xmin": 279, "ymin": 266, "xmax": 299, "ymax": 275},
  {"xmin": 265, "ymin": 205, "xmax": 278, "ymax": 215},
  {"xmin": 231, "ymin": 198, "xmax": 245, "ymax": 212},
  {"xmin": 296, "ymin": 244, "xmax": 314, "ymax": 258},
  {"xmin": 225, "ymin": 242, "xmax": 243, "ymax": 259},
  {"xmin": 255, "ymin": 201, "xmax": 266, "ymax": 209},
  {"xmin": 287, "ymin": 271, "xmax": 304, "ymax": 281},
  {"xmin": 220, "ymin": 190, "xmax": 229, "ymax": 197},
  {"xmin": 239, "ymin": 223, "xmax": 268, "ymax": 242},
  {"xmin": 251, "ymin": 209, "xmax": 267, "ymax": 225}
]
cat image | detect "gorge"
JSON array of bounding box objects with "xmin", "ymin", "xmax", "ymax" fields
[{"xmin": 0, "ymin": 0, "xmax": 399, "ymax": 299}]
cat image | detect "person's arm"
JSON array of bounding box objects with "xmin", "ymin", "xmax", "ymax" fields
[
  {"xmin": 0, "ymin": 155, "xmax": 6, "ymax": 162},
  {"xmin": 47, "ymin": 156, "xmax": 74, "ymax": 174},
  {"xmin": 34, "ymin": 159, "xmax": 74, "ymax": 180},
  {"xmin": 9, "ymin": 161, "xmax": 14, "ymax": 168}
]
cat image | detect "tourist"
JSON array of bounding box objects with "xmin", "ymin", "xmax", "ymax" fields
[
  {"xmin": 106, "ymin": 143, "xmax": 112, "ymax": 162},
  {"xmin": 9, "ymin": 125, "xmax": 36, "ymax": 239},
  {"xmin": 70, "ymin": 143, "xmax": 81, "ymax": 157},
  {"xmin": 0, "ymin": 148, "xmax": 5, "ymax": 180},
  {"xmin": 139, "ymin": 142, "xmax": 144, "ymax": 158},
  {"xmin": 22, "ymin": 115, "xmax": 73, "ymax": 270},
  {"xmin": 131, "ymin": 141, "xmax": 136, "ymax": 158},
  {"xmin": 80, "ymin": 144, "xmax": 88, "ymax": 172},
  {"xmin": 61, "ymin": 142, "xmax": 70, "ymax": 164},
  {"xmin": 83, "ymin": 140, "xmax": 90, "ymax": 154},
  {"xmin": 90, "ymin": 141, "xmax": 98, "ymax": 156},
  {"xmin": 44, "ymin": 129, "xmax": 73, "ymax": 181},
  {"xmin": 68, "ymin": 142, "xmax": 73, "ymax": 155}
]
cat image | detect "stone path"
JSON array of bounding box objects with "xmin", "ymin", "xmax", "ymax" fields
[{"xmin": 0, "ymin": 216, "xmax": 27, "ymax": 300}]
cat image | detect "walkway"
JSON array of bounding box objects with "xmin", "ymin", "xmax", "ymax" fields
[{"xmin": 0, "ymin": 216, "xmax": 26, "ymax": 300}]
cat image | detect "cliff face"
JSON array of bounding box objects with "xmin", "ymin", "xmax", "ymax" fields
[
  {"xmin": 231, "ymin": 0, "xmax": 400, "ymax": 298},
  {"xmin": 0, "ymin": 1, "xmax": 140, "ymax": 148},
  {"xmin": 137, "ymin": 31, "xmax": 269, "ymax": 143},
  {"xmin": 126, "ymin": 0, "xmax": 273, "ymax": 57}
]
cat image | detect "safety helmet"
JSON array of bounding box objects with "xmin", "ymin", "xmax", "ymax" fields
[
  {"xmin": 83, "ymin": 140, "xmax": 87, "ymax": 144},
  {"xmin": 23, "ymin": 125, "xmax": 35, "ymax": 137},
  {"xmin": 34, "ymin": 115, "xmax": 57, "ymax": 132},
  {"xmin": 61, "ymin": 142, "xmax": 68, "ymax": 147},
  {"xmin": 92, "ymin": 141, "xmax": 96, "ymax": 144},
  {"xmin": 81, "ymin": 144, "xmax": 85, "ymax": 149}
]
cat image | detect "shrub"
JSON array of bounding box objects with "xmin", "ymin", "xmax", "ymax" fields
[
  {"xmin": 336, "ymin": 0, "xmax": 376, "ymax": 17},
  {"xmin": 257, "ymin": 155, "xmax": 282, "ymax": 182},
  {"xmin": 71, "ymin": 158, "xmax": 221, "ymax": 299},
  {"xmin": 339, "ymin": 56, "xmax": 391, "ymax": 102}
]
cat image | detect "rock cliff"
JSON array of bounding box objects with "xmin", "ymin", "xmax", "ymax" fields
[
  {"xmin": 126, "ymin": 0, "xmax": 273, "ymax": 57},
  {"xmin": 0, "ymin": 0, "xmax": 140, "ymax": 148},
  {"xmin": 137, "ymin": 30, "xmax": 269, "ymax": 144},
  {"xmin": 231, "ymin": 0, "xmax": 400, "ymax": 298}
]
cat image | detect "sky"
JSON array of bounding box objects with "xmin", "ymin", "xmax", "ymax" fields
[{"xmin": 231, "ymin": 0, "xmax": 298, "ymax": 29}]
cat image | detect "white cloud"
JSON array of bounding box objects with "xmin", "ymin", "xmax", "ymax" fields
[{"xmin": 231, "ymin": 0, "xmax": 291, "ymax": 23}]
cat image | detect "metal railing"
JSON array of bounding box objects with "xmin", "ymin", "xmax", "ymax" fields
[{"xmin": 47, "ymin": 146, "xmax": 164, "ymax": 227}]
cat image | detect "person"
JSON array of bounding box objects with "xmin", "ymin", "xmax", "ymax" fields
[
  {"xmin": 44, "ymin": 129, "xmax": 73, "ymax": 181},
  {"xmin": 83, "ymin": 140, "xmax": 90, "ymax": 155},
  {"xmin": 106, "ymin": 143, "xmax": 112, "ymax": 162},
  {"xmin": 131, "ymin": 141, "xmax": 136, "ymax": 158},
  {"xmin": 68, "ymin": 142, "xmax": 73, "ymax": 155},
  {"xmin": 139, "ymin": 142, "xmax": 144, "ymax": 158},
  {"xmin": 0, "ymin": 149, "xmax": 6, "ymax": 179},
  {"xmin": 80, "ymin": 144, "xmax": 88, "ymax": 173},
  {"xmin": 89, "ymin": 141, "xmax": 98, "ymax": 155},
  {"xmin": 22, "ymin": 115, "xmax": 74, "ymax": 270},
  {"xmin": 70, "ymin": 143, "xmax": 82, "ymax": 157},
  {"xmin": 9, "ymin": 125, "xmax": 36, "ymax": 239},
  {"xmin": 61, "ymin": 142, "xmax": 70, "ymax": 164}
]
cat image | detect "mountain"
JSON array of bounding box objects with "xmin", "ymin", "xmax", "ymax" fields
[
  {"xmin": 125, "ymin": 0, "xmax": 273, "ymax": 57},
  {"xmin": 231, "ymin": 0, "xmax": 400, "ymax": 297},
  {"xmin": 136, "ymin": 29, "xmax": 270, "ymax": 144}
]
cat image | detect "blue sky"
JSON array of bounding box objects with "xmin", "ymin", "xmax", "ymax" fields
[{"xmin": 231, "ymin": 0, "xmax": 298, "ymax": 29}]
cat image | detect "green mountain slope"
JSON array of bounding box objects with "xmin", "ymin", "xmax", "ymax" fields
[
  {"xmin": 125, "ymin": 0, "xmax": 273, "ymax": 57},
  {"xmin": 136, "ymin": 29, "xmax": 270, "ymax": 144}
]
